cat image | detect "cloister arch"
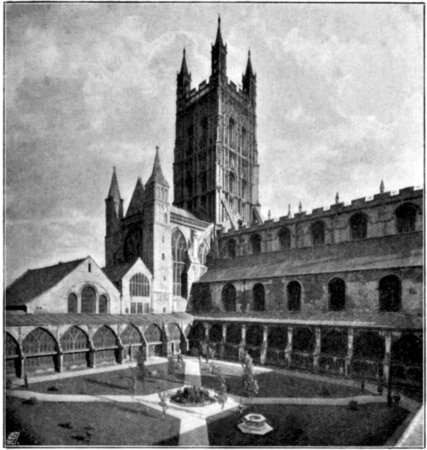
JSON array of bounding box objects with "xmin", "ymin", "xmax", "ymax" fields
[
  {"xmin": 93, "ymin": 326, "xmax": 119, "ymax": 365},
  {"xmin": 121, "ymin": 325, "xmax": 144, "ymax": 361},
  {"xmin": 144, "ymin": 324, "xmax": 164, "ymax": 358},
  {"xmin": 22, "ymin": 327, "xmax": 58, "ymax": 373},
  {"xmin": 61, "ymin": 326, "xmax": 90, "ymax": 369}
]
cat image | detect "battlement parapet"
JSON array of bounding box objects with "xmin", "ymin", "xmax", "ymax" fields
[{"xmin": 218, "ymin": 185, "xmax": 423, "ymax": 239}]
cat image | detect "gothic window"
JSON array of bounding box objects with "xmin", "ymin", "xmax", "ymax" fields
[
  {"xmin": 222, "ymin": 283, "xmax": 236, "ymax": 312},
  {"xmin": 242, "ymin": 179, "xmax": 247, "ymax": 198},
  {"xmin": 68, "ymin": 293, "xmax": 78, "ymax": 313},
  {"xmin": 60, "ymin": 327, "xmax": 89, "ymax": 352},
  {"xmin": 241, "ymin": 127, "xmax": 247, "ymax": 154},
  {"xmin": 199, "ymin": 172, "xmax": 207, "ymax": 193},
  {"xmin": 250, "ymin": 234, "xmax": 261, "ymax": 254},
  {"xmin": 311, "ymin": 220, "xmax": 325, "ymax": 245},
  {"xmin": 253, "ymin": 283, "xmax": 265, "ymax": 311},
  {"xmin": 198, "ymin": 241, "xmax": 209, "ymax": 265},
  {"xmin": 6, "ymin": 333, "xmax": 19, "ymax": 357},
  {"xmin": 379, "ymin": 275, "xmax": 401, "ymax": 312},
  {"xmin": 278, "ymin": 227, "xmax": 291, "ymax": 250},
  {"xmin": 229, "ymin": 172, "xmax": 236, "ymax": 195},
  {"xmin": 328, "ymin": 278, "xmax": 346, "ymax": 311},
  {"xmin": 144, "ymin": 324, "xmax": 162, "ymax": 343},
  {"xmin": 81, "ymin": 285, "xmax": 96, "ymax": 314},
  {"xmin": 23, "ymin": 328, "xmax": 56, "ymax": 355},
  {"xmin": 395, "ymin": 203, "xmax": 417, "ymax": 233},
  {"xmin": 124, "ymin": 228, "xmax": 143, "ymax": 263},
  {"xmin": 99, "ymin": 295, "xmax": 109, "ymax": 314},
  {"xmin": 287, "ymin": 281, "xmax": 301, "ymax": 311},
  {"xmin": 201, "ymin": 117, "xmax": 208, "ymax": 146},
  {"xmin": 130, "ymin": 273, "xmax": 150, "ymax": 297},
  {"xmin": 227, "ymin": 239, "xmax": 236, "ymax": 258},
  {"xmin": 228, "ymin": 117, "xmax": 235, "ymax": 147},
  {"xmin": 93, "ymin": 326, "xmax": 117, "ymax": 348},
  {"xmin": 185, "ymin": 174, "xmax": 193, "ymax": 198},
  {"xmin": 350, "ymin": 213, "xmax": 368, "ymax": 240},
  {"xmin": 187, "ymin": 125, "xmax": 193, "ymax": 154},
  {"xmin": 172, "ymin": 229, "xmax": 187, "ymax": 297}
]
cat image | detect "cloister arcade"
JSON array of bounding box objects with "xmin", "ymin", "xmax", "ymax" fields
[
  {"xmin": 186, "ymin": 320, "xmax": 422, "ymax": 389},
  {"xmin": 5, "ymin": 318, "xmax": 189, "ymax": 378}
]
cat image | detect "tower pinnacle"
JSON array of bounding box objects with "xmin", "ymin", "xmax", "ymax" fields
[
  {"xmin": 147, "ymin": 146, "xmax": 169, "ymax": 188},
  {"xmin": 107, "ymin": 167, "xmax": 121, "ymax": 200}
]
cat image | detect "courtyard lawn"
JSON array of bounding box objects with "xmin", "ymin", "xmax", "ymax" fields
[
  {"xmin": 6, "ymin": 396, "xmax": 180, "ymax": 446},
  {"xmin": 207, "ymin": 403, "xmax": 408, "ymax": 446},
  {"xmin": 28, "ymin": 367, "xmax": 184, "ymax": 396},
  {"xmin": 201, "ymin": 369, "xmax": 361, "ymax": 398}
]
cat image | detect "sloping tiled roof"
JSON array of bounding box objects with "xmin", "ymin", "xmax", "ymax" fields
[
  {"xmin": 102, "ymin": 262, "xmax": 135, "ymax": 284},
  {"xmin": 6, "ymin": 259, "xmax": 86, "ymax": 307},
  {"xmin": 202, "ymin": 232, "xmax": 422, "ymax": 283},
  {"xmin": 5, "ymin": 311, "xmax": 193, "ymax": 327},
  {"xmin": 170, "ymin": 205, "xmax": 205, "ymax": 222},
  {"xmin": 192, "ymin": 311, "xmax": 422, "ymax": 330}
]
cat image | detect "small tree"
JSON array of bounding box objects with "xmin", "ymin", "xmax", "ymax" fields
[
  {"xmin": 240, "ymin": 351, "xmax": 259, "ymax": 398},
  {"xmin": 211, "ymin": 364, "xmax": 228, "ymax": 409},
  {"xmin": 132, "ymin": 349, "xmax": 147, "ymax": 395},
  {"xmin": 158, "ymin": 392, "xmax": 169, "ymax": 419}
]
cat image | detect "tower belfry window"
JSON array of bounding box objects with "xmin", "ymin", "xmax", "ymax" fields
[
  {"xmin": 172, "ymin": 229, "xmax": 188, "ymax": 297},
  {"xmin": 228, "ymin": 118, "xmax": 235, "ymax": 148}
]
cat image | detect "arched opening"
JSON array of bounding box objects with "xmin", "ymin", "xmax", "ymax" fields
[
  {"xmin": 61, "ymin": 326, "xmax": 90, "ymax": 369},
  {"xmin": 209, "ymin": 324, "xmax": 223, "ymax": 342},
  {"xmin": 267, "ymin": 326, "xmax": 288, "ymax": 366},
  {"xmin": 168, "ymin": 323, "xmax": 183, "ymax": 356},
  {"xmin": 67, "ymin": 293, "xmax": 78, "ymax": 313},
  {"xmin": 187, "ymin": 323, "xmax": 206, "ymax": 353},
  {"xmin": 253, "ymin": 283, "xmax": 265, "ymax": 311},
  {"xmin": 23, "ymin": 328, "xmax": 58, "ymax": 373},
  {"xmin": 350, "ymin": 213, "xmax": 368, "ymax": 240},
  {"xmin": 293, "ymin": 328, "xmax": 315, "ymax": 352},
  {"xmin": 121, "ymin": 325, "xmax": 144, "ymax": 361},
  {"xmin": 226, "ymin": 324, "xmax": 241, "ymax": 344},
  {"xmin": 321, "ymin": 329, "xmax": 347, "ymax": 356},
  {"xmin": 353, "ymin": 331, "xmax": 385, "ymax": 361},
  {"xmin": 6, "ymin": 333, "xmax": 21, "ymax": 377},
  {"xmin": 395, "ymin": 203, "xmax": 417, "ymax": 233},
  {"xmin": 222, "ymin": 284, "xmax": 237, "ymax": 312},
  {"xmin": 311, "ymin": 221, "xmax": 325, "ymax": 246},
  {"xmin": 81, "ymin": 285, "xmax": 96, "ymax": 314},
  {"xmin": 144, "ymin": 324, "xmax": 164, "ymax": 358},
  {"xmin": 278, "ymin": 227, "xmax": 291, "ymax": 250},
  {"xmin": 228, "ymin": 117, "xmax": 235, "ymax": 147},
  {"xmin": 287, "ymin": 281, "xmax": 301, "ymax": 312},
  {"xmin": 328, "ymin": 278, "xmax": 346, "ymax": 311},
  {"xmin": 227, "ymin": 239, "xmax": 236, "ymax": 258},
  {"xmin": 229, "ymin": 172, "xmax": 236, "ymax": 195},
  {"xmin": 172, "ymin": 229, "xmax": 188, "ymax": 298},
  {"xmin": 379, "ymin": 275, "xmax": 401, "ymax": 312},
  {"xmin": 246, "ymin": 325, "xmax": 263, "ymax": 362},
  {"xmin": 93, "ymin": 326, "xmax": 118, "ymax": 365},
  {"xmin": 391, "ymin": 334, "xmax": 422, "ymax": 384},
  {"xmin": 250, "ymin": 234, "xmax": 261, "ymax": 254},
  {"xmin": 99, "ymin": 295, "xmax": 109, "ymax": 314},
  {"xmin": 130, "ymin": 273, "xmax": 151, "ymax": 314}
]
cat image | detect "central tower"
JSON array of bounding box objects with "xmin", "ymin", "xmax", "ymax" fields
[{"xmin": 173, "ymin": 17, "xmax": 262, "ymax": 231}]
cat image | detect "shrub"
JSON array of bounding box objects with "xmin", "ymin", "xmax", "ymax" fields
[
  {"xmin": 171, "ymin": 386, "xmax": 212, "ymax": 405},
  {"xmin": 22, "ymin": 397, "xmax": 38, "ymax": 406},
  {"xmin": 348, "ymin": 400, "xmax": 359, "ymax": 411},
  {"xmin": 47, "ymin": 386, "xmax": 59, "ymax": 392},
  {"xmin": 319, "ymin": 385, "xmax": 331, "ymax": 396},
  {"xmin": 240, "ymin": 351, "xmax": 259, "ymax": 397},
  {"xmin": 58, "ymin": 422, "xmax": 73, "ymax": 429}
]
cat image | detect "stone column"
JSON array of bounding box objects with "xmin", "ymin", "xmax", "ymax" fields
[
  {"xmin": 19, "ymin": 356, "xmax": 25, "ymax": 379},
  {"xmin": 383, "ymin": 331, "xmax": 392, "ymax": 383},
  {"xmin": 56, "ymin": 351, "xmax": 64, "ymax": 373},
  {"xmin": 203, "ymin": 323, "xmax": 211, "ymax": 344},
  {"xmin": 220, "ymin": 323, "xmax": 227, "ymax": 360},
  {"xmin": 88, "ymin": 341, "xmax": 96, "ymax": 368},
  {"xmin": 239, "ymin": 324, "xmax": 246, "ymax": 360},
  {"xmin": 260, "ymin": 325, "xmax": 268, "ymax": 365},
  {"xmin": 285, "ymin": 327, "xmax": 293, "ymax": 367},
  {"xmin": 313, "ymin": 327, "xmax": 321, "ymax": 372},
  {"xmin": 345, "ymin": 328, "xmax": 354, "ymax": 377}
]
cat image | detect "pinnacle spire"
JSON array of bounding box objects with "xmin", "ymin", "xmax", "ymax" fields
[
  {"xmin": 107, "ymin": 167, "xmax": 121, "ymax": 199},
  {"xmin": 179, "ymin": 48, "xmax": 189, "ymax": 76},
  {"xmin": 215, "ymin": 14, "xmax": 224, "ymax": 47},
  {"xmin": 147, "ymin": 146, "xmax": 170, "ymax": 188},
  {"xmin": 245, "ymin": 49, "xmax": 254, "ymax": 77},
  {"xmin": 126, "ymin": 177, "xmax": 145, "ymax": 217}
]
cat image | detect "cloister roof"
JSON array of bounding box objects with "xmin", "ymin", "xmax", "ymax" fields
[
  {"xmin": 5, "ymin": 311, "xmax": 193, "ymax": 328},
  {"xmin": 202, "ymin": 232, "xmax": 422, "ymax": 283},
  {"xmin": 192, "ymin": 311, "xmax": 422, "ymax": 330}
]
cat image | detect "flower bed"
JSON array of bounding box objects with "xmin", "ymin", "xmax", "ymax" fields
[{"xmin": 170, "ymin": 385, "xmax": 214, "ymax": 407}]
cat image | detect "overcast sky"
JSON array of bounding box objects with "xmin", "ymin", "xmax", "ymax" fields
[{"xmin": 5, "ymin": 3, "xmax": 423, "ymax": 285}]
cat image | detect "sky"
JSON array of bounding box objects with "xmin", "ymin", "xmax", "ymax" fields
[{"xmin": 5, "ymin": 3, "xmax": 423, "ymax": 285}]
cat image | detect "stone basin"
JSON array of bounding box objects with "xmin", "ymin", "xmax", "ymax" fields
[{"xmin": 238, "ymin": 413, "xmax": 273, "ymax": 435}]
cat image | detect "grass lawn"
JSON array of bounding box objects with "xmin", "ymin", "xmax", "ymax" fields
[
  {"xmin": 201, "ymin": 369, "xmax": 360, "ymax": 398},
  {"xmin": 28, "ymin": 367, "xmax": 184, "ymax": 396},
  {"xmin": 207, "ymin": 403, "xmax": 408, "ymax": 446},
  {"xmin": 6, "ymin": 396, "xmax": 180, "ymax": 446}
]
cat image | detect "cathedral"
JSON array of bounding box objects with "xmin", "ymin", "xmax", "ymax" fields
[{"xmin": 5, "ymin": 19, "xmax": 423, "ymax": 395}]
